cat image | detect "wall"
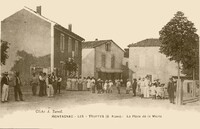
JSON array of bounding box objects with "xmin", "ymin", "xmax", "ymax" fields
[
  {"xmin": 95, "ymin": 41, "xmax": 124, "ymax": 70},
  {"xmin": 54, "ymin": 28, "xmax": 82, "ymax": 76},
  {"xmin": 82, "ymin": 48, "xmax": 95, "ymax": 78},
  {"xmin": 129, "ymin": 47, "xmax": 179, "ymax": 83},
  {"xmin": 1, "ymin": 9, "xmax": 51, "ymax": 73}
]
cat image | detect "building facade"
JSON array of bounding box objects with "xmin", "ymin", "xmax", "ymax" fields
[
  {"xmin": 128, "ymin": 38, "xmax": 181, "ymax": 84},
  {"xmin": 82, "ymin": 40, "xmax": 124, "ymax": 81},
  {"xmin": 1, "ymin": 6, "xmax": 84, "ymax": 81}
]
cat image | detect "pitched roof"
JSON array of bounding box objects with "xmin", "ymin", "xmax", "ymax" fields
[
  {"xmin": 23, "ymin": 6, "xmax": 84, "ymax": 41},
  {"xmin": 82, "ymin": 40, "xmax": 111, "ymax": 48},
  {"xmin": 128, "ymin": 38, "xmax": 161, "ymax": 47},
  {"xmin": 83, "ymin": 40, "xmax": 125, "ymax": 52}
]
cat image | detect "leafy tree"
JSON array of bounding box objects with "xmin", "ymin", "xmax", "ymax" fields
[
  {"xmin": 181, "ymin": 40, "xmax": 199, "ymax": 80},
  {"xmin": 65, "ymin": 58, "xmax": 78, "ymax": 77},
  {"xmin": 0, "ymin": 40, "xmax": 9, "ymax": 65},
  {"xmin": 11, "ymin": 50, "xmax": 50, "ymax": 83},
  {"xmin": 159, "ymin": 11, "xmax": 199, "ymax": 104}
]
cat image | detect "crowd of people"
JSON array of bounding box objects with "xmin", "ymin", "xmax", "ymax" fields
[
  {"xmin": 66, "ymin": 77, "xmax": 124, "ymax": 94},
  {"xmin": 31, "ymin": 71, "xmax": 62, "ymax": 97},
  {"xmin": 1, "ymin": 72, "xmax": 177, "ymax": 104},
  {"xmin": 65, "ymin": 75, "xmax": 176, "ymax": 104}
]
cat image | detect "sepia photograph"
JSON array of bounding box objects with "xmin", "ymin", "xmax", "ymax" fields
[{"xmin": 0, "ymin": 0, "xmax": 200, "ymax": 129}]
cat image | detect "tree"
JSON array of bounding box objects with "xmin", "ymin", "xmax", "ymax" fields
[
  {"xmin": 65, "ymin": 58, "xmax": 78, "ymax": 77},
  {"xmin": 181, "ymin": 34, "xmax": 199, "ymax": 80},
  {"xmin": 159, "ymin": 11, "xmax": 199, "ymax": 105},
  {"xmin": 11, "ymin": 50, "xmax": 50, "ymax": 83},
  {"xmin": 0, "ymin": 40, "xmax": 9, "ymax": 65}
]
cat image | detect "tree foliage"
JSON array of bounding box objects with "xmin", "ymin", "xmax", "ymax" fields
[
  {"xmin": 65, "ymin": 58, "xmax": 77, "ymax": 77},
  {"xmin": 11, "ymin": 50, "xmax": 50, "ymax": 83},
  {"xmin": 159, "ymin": 11, "xmax": 199, "ymax": 78},
  {"xmin": 0, "ymin": 40, "xmax": 9, "ymax": 65}
]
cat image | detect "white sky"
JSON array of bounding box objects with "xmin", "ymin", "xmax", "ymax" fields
[{"xmin": 0, "ymin": 0, "xmax": 200, "ymax": 49}]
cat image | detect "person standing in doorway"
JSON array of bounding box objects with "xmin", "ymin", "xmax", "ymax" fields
[
  {"xmin": 1, "ymin": 72, "xmax": 9, "ymax": 103},
  {"xmin": 14, "ymin": 72, "xmax": 24, "ymax": 101}
]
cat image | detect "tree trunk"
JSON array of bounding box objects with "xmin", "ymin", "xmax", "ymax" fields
[
  {"xmin": 192, "ymin": 68, "xmax": 196, "ymax": 97},
  {"xmin": 176, "ymin": 62, "xmax": 182, "ymax": 105}
]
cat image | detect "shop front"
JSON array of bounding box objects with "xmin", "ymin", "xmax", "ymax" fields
[{"xmin": 96, "ymin": 68, "xmax": 122, "ymax": 81}]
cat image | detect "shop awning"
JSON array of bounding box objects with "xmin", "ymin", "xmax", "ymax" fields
[{"xmin": 97, "ymin": 67, "xmax": 123, "ymax": 73}]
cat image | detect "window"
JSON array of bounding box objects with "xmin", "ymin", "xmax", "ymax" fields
[
  {"xmin": 139, "ymin": 54, "xmax": 145, "ymax": 67},
  {"xmin": 72, "ymin": 39, "xmax": 75, "ymax": 51},
  {"xmin": 105, "ymin": 43, "xmax": 111, "ymax": 51},
  {"xmin": 75, "ymin": 40, "xmax": 79, "ymax": 57},
  {"xmin": 111, "ymin": 55, "xmax": 115, "ymax": 68},
  {"xmin": 102, "ymin": 54, "xmax": 106, "ymax": 67},
  {"xmin": 68, "ymin": 37, "xmax": 72, "ymax": 55},
  {"xmin": 60, "ymin": 34, "xmax": 65, "ymax": 52}
]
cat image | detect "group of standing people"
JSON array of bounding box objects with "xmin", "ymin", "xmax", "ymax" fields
[
  {"xmin": 66, "ymin": 77, "xmax": 124, "ymax": 94},
  {"xmin": 30, "ymin": 72, "xmax": 62, "ymax": 98},
  {"xmin": 1, "ymin": 71, "xmax": 24, "ymax": 103},
  {"xmin": 125, "ymin": 76, "xmax": 177, "ymax": 104},
  {"xmin": 1, "ymin": 71, "xmax": 176, "ymax": 104}
]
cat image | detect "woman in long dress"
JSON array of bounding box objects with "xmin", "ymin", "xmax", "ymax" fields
[
  {"xmin": 108, "ymin": 80, "xmax": 113, "ymax": 93},
  {"xmin": 71, "ymin": 77, "xmax": 76, "ymax": 91},
  {"xmin": 126, "ymin": 79, "xmax": 131, "ymax": 94},
  {"xmin": 103, "ymin": 80, "xmax": 109, "ymax": 93},
  {"xmin": 66, "ymin": 77, "xmax": 71, "ymax": 90},
  {"xmin": 82, "ymin": 77, "xmax": 87, "ymax": 91},
  {"xmin": 91, "ymin": 77, "xmax": 96, "ymax": 93},
  {"xmin": 140, "ymin": 78, "xmax": 145, "ymax": 98},
  {"xmin": 143, "ymin": 77, "xmax": 150, "ymax": 98},
  {"xmin": 86, "ymin": 77, "xmax": 91, "ymax": 91}
]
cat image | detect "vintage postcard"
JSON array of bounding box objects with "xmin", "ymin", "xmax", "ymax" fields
[{"xmin": 0, "ymin": 0, "xmax": 200, "ymax": 129}]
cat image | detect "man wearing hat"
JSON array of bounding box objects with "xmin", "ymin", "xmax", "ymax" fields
[
  {"xmin": 1, "ymin": 72, "xmax": 9, "ymax": 103},
  {"xmin": 167, "ymin": 77, "xmax": 176, "ymax": 104},
  {"xmin": 13, "ymin": 71, "xmax": 24, "ymax": 101}
]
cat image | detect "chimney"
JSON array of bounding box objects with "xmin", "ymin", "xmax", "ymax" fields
[
  {"xmin": 68, "ymin": 24, "xmax": 72, "ymax": 32},
  {"xmin": 36, "ymin": 6, "xmax": 42, "ymax": 15}
]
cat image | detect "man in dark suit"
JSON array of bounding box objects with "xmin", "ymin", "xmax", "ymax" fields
[
  {"xmin": 14, "ymin": 71, "xmax": 24, "ymax": 101},
  {"xmin": 132, "ymin": 78, "xmax": 137, "ymax": 97},
  {"xmin": 167, "ymin": 77, "xmax": 176, "ymax": 104},
  {"xmin": 1, "ymin": 72, "xmax": 9, "ymax": 103}
]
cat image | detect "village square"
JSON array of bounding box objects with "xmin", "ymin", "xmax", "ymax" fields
[{"xmin": 0, "ymin": 3, "xmax": 200, "ymax": 115}]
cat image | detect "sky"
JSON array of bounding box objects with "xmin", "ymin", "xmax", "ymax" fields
[{"xmin": 0, "ymin": 0, "xmax": 200, "ymax": 49}]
